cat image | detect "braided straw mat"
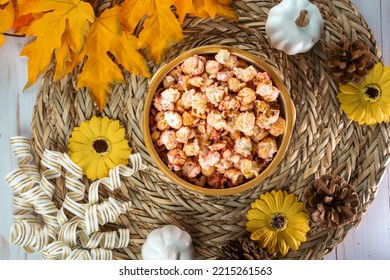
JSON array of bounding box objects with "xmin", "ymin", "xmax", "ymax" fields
[{"xmin": 27, "ymin": 0, "xmax": 390, "ymax": 260}]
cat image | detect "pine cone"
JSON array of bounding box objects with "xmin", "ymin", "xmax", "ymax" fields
[
  {"xmin": 327, "ymin": 38, "xmax": 375, "ymax": 84},
  {"xmin": 303, "ymin": 174, "xmax": 360, "ymax": 228},
  {"xmin": 222, "ymin": 237, "xmax": 271, "ymax": 260}
]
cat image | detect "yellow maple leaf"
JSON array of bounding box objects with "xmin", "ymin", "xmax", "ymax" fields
[
  {"xmin": 121, "ymin": 0, "xmax": 237, "ymax": 64},
  {"xmin": 121, "ymin": 0, "xmax": 183, "ymax": 64},
  {"xmin": 173, "ymin": 0, "xmax": 237, "ymax": 23},
  {"xmin": 13, "ymin": 0, "xmax": 44, "ymax": 34},
  {"xmin": 0, "ymin": 0, "xmax": 14, "ymax": 47},
  {"xmin": 19, "ymin": 0, "xmax": 95, "ymax": 88},
  {"xmin": 77, "ymin": 5, "xmax": 150, "ymax": 112}
]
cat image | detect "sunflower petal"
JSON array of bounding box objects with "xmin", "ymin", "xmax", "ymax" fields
[
  {"xmin": 85, "ymin": 158, "xmax": 99, "ymax": 180},
  {"xmin": 277, "ymin": 236, "xmax": 289, "ymax": 256},
  {"xmin": 110, "ymin": 127, "xmax": 126, "ymax": 144},
  {"xmin": 100, "ymin": 116, "xmax": 110, "ymax": 135},
  {"xmin": 89, "ymin": 116, "xmax": 101, "ymax": 136},
  {"xmin": 68, "ymin": 141, "xmax": 90, "ymax": 152},
  {"xmin": 107, "ymin": 120, "xmax": 120, "ymax": 136},
  {"xmin": 281, "ymin": 230, "xmax": 299, "ymax": 251},
  {"xmin": 96, "ymin": 159, "xmax": 109, "ymax": 179}
]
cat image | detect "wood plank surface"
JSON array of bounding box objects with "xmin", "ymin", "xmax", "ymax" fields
[
  {"xmin": 0, "ymin": 0, "xmax": 389, "ymax": 260},
  {"xmin": 324, "ymin": 0, "xmax": 390, "ymax": 260}
]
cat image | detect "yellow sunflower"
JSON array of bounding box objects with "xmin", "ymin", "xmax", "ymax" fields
[
  {"xmin": 68, "ymin": 116, "xmax": 131, "ymax": 180},
  {"xmin": 246, "ymin": 190, "xmax": 310, "ymax": 256},
  {"xmin": 337, "ymin": 62, "xmax": 390, "ymax": 125}
]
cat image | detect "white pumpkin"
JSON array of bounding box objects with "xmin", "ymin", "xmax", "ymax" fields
[
  {"xmin": 141, "ymin": 225, "xmax": 195, "ymax": 260},
  {"xmin": 265, "ymin": 0, "xmax": 324, "ymax": 55}
]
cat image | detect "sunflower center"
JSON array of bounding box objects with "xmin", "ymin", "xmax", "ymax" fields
[
  {"xmin": 364, "ymin": 84, "xmax": 381, "ymax": 102},
  {"xmin": 92, "ymin": 138, "xmax": 110, "ymax": 156},
  {"xmin": 270, "ymin": 212, "xmax": 287, "ymax": 231}
]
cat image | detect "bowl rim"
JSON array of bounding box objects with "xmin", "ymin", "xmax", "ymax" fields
[{"xmin": 143, "ymin": 45, "xmax": 296, "ymax": 196}]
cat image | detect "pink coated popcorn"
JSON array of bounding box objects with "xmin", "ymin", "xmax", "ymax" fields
[
  {"xmin": 163, "ymin": 75, "xmax": 176, "ymax": 89},
  {"xmin": 188, "ymin": 76, "xmax": 204, "ymax": 88},
  {"xmin": 191, "ymin": 92, "xmax": 208, "ymax": 115},
  {"xmin": 177, "ymin": 75, "xmax": 190, "ymax": 91},
  {"xmin": 254, "ymin": 100, "xmax": 270, "ymax": 114},
  {"xmin": 183, "ymin": 139, "xmax": 200, "ymax": 157},
  {"xmin": 255, "ymin": 108, "xmax": 280, "ymax": 129},
  {"xmin": 151, "ymin": 130, "xmax": 161, "ymax": 142},
  {"xmin": 209, "ymin": 141, "xmax": 227, "ymax": 151},
  {"xmin": 182, "ymin": 160, "xmax": 202, "ymax": 178},
  {"xmin": 168, "ymin": 67, "xmax": 182, "ymax": 80},
  {"xmin": 233, "ymin": 65, "xmax": 258, "ymax": 82},
  {"xmin": 227, "ymin": 77, "xmax": 246, "ymax": 92},
  {"xmin": 216, "ymin": 71, "xmax": 233, "ymax": 82},
  {"xmin": 205, "ymin": 84, "xmax": 226, "ymax": 106},
  {"xmin": 181, "ymin": 55, "xmax": 206, "ymax": 76},
  {"xmin": 167, "ymin": 149, "xmax": 187, "ymax": 170},
  {"xmin": 176, "ymin": 127, "xmax": 196, "ymax": 143},
  {"xmin": 215, "ymin": 158, "xmax": 234, "ymax": 174},
  {"xmin": 180, "ymin": 89, "xmax": 196, "ymax": 109},
  {"xmin": 234, "ymin": 136, "xmax": 253, "ymax": 157},
  {"xmin": 157, "ymin": 130, "xmax": 178, "ymax": 150},
  {"xmin": 237, "ymin": 87, "xmax": 256, "ymax": 105},
  {"xmin": 207, "ymin": 172, "xmax": 228, "ymax": 189},
  {"xmin": 201, "ymin": 166, "xmax": 216, "ymax": 177},
  {"xmin": 198, "ymin": 150, "xmax": 222, "ymax": 170},
  {"xmin": 225, "ymin": 168, "xmax": 244, "ymax": 186},
  {"xmin": 250, "ymin": 126, "xmax": 269, "ymax": 142},
  {"xmin": 253, "ymin": 71, "xmax": 271, "ymax": 85},
  {"xmin": 164, "ymin": 111, "xmax": 183, "ymax": 130},
  {"xmin": 223, "ymin": 55, "xmax": 239, "ymax": 69},
  {"xmin": 161, "ymin": 87, "xmax": 181, "ymax": 103},
  {"xmin": 256, "ymin": 82, "xmax": 280, "ymax": 102},
  {"xmin": 155, "ymin": 111, "xmax": 169, "ymax": 130},
  {"xmin": 215, "ymin": 49, "xmax": 231, "ymax": 64},
  {"xmin": 182, "ymin": 111, "xmax": 200, "ymax": 127},
  {"xmin": 257, "ymin": 137, "xmax": 278, "ymax": 159},
  {"xmin": 207, "ymin": 110, "xmax": 227, "ymax": 131},
  {"xmin": 153, "ymin": 95, "xmax": 174, "ymax": 111},
  {"xmin": 239, "ymin": 159, "xmax": 261, "ymax": 179},
  {"xmin": 269, "ymin": 117, "xmax": 286, "ymax": 137},
  {"xmin": 218, "ymin": 95, "xmax": 240, "ymax": 116},
  {"xmin": 150, "ymin": 49, "xmax": 287, "ymax": 189},
  {"xmin": 234, "ymin": 112, "xmax": 255, "ymax": 135},
  {"xmin": 205, "ymin": 60, "xmax": 221, "ymax": 75}
]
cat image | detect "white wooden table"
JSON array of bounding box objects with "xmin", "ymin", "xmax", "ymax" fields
[{"xmin": 1, "ymin": 0, "xmax": 389, "ymax": 260}]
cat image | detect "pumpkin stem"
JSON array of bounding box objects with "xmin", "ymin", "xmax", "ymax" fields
[{"xmin": 295, "ymin": 10, "xmax": 309, "ymax": 27}]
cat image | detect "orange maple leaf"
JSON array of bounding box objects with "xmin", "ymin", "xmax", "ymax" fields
[
  {"xmin": 19, "ymin": 0, "xmax": 95, "ymax": 88},
  {"xmin": 121, "ymin": 0, "xmax": 237, "ymax": 64},
  {"xmin": 173, "ymin": 0, "xmax": 237, "ymax": 23},
  {"xmin": 77, "ymin": 5, "xmax": 150, "ymax": 112},
  {"xmin": 121, "ymin": 0, "xmax": 183, "ymax": 64},
  {"xmin": 12, "ymin": 0, "xmax": 43, "ymax": 34},
  {"xmin": 0, "ymin": 0, "xmax": 14, "ymax": 46}
]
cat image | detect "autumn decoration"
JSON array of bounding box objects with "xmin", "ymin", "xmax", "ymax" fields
[
  {"xmin": 223, "ymin": 237, "xmax": 272, "ymax": 260},
  {"xmin": 265, "ymin": 0, "xmax": 324, "ymax": 55},
  {"xmin": 0, "ymin": 0, "xmax": 14, "ymax": 46},
  {"xmin": 327, "ymin": 38, "xmax": 375, "ymax": 84},
  {"xmin": 246, "ymin": 190, "xmax": 310, "ymax": 256},
  {"xmin": 337, "ymin": 62, "xmax": 390, "ymax": 125},
  {"xmin": 68, "ymin": 116, "xmax": 132, "ymax": 180},
  {"xmin": 303, "ymin": 174, "xmax": 360, "ymax": 228},
  {"xmin": 0, "ymin": 0, "xmax": 237, "ymax": 111}
]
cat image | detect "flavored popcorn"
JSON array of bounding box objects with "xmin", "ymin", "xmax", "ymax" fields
[{"xmin": 150, "ymin": 49, "xmax": 286, "ymax": 189}]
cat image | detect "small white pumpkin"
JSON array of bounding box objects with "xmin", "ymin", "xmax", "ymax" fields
[
  {"xmin": 265, "ymin": 0, "xmax": 324, "ymax": 55},
  {"xmin": 141, "ymin": 225, "xmax": 195, "ymax": 260}
]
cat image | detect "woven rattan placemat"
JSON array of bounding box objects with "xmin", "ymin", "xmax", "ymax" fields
[{"xmin": 29, "ymin": 0, "xmax": 390, "ymax": 259}]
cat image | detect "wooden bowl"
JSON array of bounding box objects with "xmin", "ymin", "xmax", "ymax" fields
[{"xmin": 143, "ymin": 45, "xmax": 295, "ymax": 196}]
